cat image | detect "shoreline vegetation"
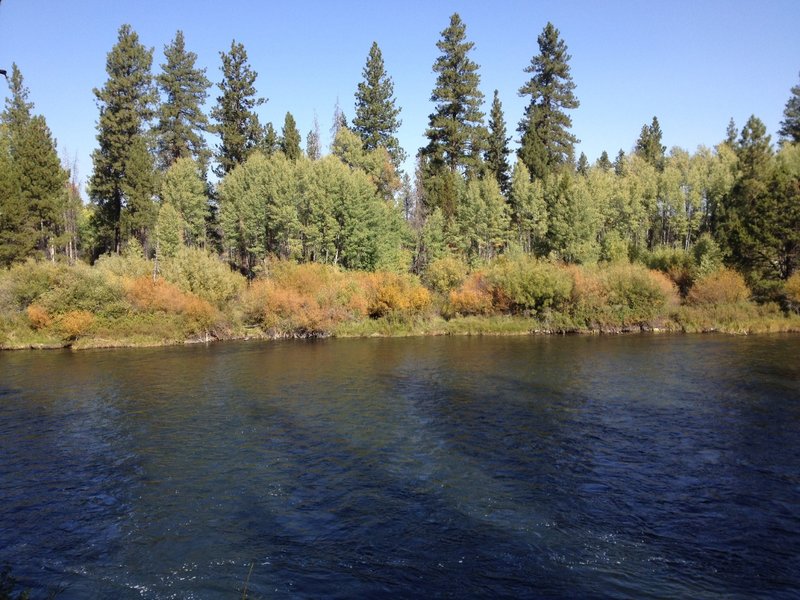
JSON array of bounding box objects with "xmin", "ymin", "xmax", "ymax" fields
[
  {"xmin": 2, "ymin": 16, "xmax": 799, "ymax": 352},
  {"xmin": 2, "ymin": 253, "xmax": 799, "ymax": 351}
]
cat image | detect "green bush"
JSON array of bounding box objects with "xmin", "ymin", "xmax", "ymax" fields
[
  {"xmin": 423, "ymin": 255, "xmax": 469, "ymax": 294},
  {"xmin": 603, "ymin": 263, "xmax": 678, "ymax": 324},
  {"xmin": 486, "ymin": 256, "xmax": 573, "ymax": 315},
  {"xmin": 159, "ymin": 247, "xmax": 246, "ymax": 307}
]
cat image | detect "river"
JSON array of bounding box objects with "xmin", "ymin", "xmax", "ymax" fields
[{"xmin": 1, "ymin": 335, "xmax": 799, "ymax": 598}]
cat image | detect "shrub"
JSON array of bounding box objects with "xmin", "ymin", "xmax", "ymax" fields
[
  {"xmin": 159, "ymin": 247, "xmax": 246, "ymax": 307},
  {"xmin": 446, "ymin": 272, "xmax": 493, "ymax": 317},
  {"xmin": 94, "ymin": 250, "xmax": 153, "ymax": 279},
  {"xmin": 123, "ymin": 276, "xmax": 217, "ymax": 334},
  {"xmin": 485, "ymin": 256, "xmax": 573, "ymax": 315},
  {"xmin": 423, "ymin": 256, "xmax": 469, "ymax": 294},
  {"xmin": 241, "ymin": 262, "xmax": 371, "ymax": 335},
  {"xmin": 786, "ymin": 272, "xmax": 800, "ymax": 313},
  {"xmin": 26, "ymin": 303, "xmax": 52, "ymax": 330},
  {"xmin": 602, "ymin": 263, "xmax": 678, "ymax": 324},
  {"xmin": 643, "ymin": 245, "xmax": 695, "ymax": 296},
  {"xmin": 58, "ymin": 310, "xmax": 95, "ymax": 340},
  {"xmin": 360, "ymin": 271, "xmax": 432, "ymax": 318},
  {"xmin": 687, "ymin": 268, "xmax": 750, "ymax": 306}
]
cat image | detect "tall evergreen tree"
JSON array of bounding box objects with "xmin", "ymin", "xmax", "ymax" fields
[
  {"xmin": 779, "ymin": 71, "xmax": 800, "ymax": 144},
  {"xmin": 421, "ymin": 13, "xmax": 486, "ymax": 178},
  {"xmin": 15, "ymin": 115, "xmax": 69, "ymax": 258},
  {"xmin": 210, "ymin": 40, "xmax": 265, "ymax": 177},
  {"xmin": 2, "ymin": 64, "xmax": 33, "ymax": 141},
  {"xmin": 614, "ymin": 149, "xmax": 626, "ymax": 176},
  {"xmin": 155, "ymin": 30, "xmax": 212, "ymax": 171},
  {"xmin": 280, "ymin": 112, "xmax": 302, "ymax": 161},
  {"xmin": 576, "ymin": 152, "xmax": 589, "ymax": 175},
  {"xmin": 634, "ymin": 116, "xmax": 666, "ymax": 170},
  {"xmin": 485, "ymin": 89, "xmax": 511, "ymax": 196},
  {"xmin": 518, "ymin": 22, "xmax": 579, "ymax": 180},
  {"xmin": 306, "ymin": 115, "xmax": 321, "ymax": 160},
  {"xmin": 89, "ymin": 24, "xmax": 157, "ymax": 254},
  {"xmin": 353, "ymin": 41, "xmax": 405, "ymax": 167},
  {"xmin": 725, "ymin": 118, "xmax": 738, "ymax": 147},
  {"xmin": 596, "ymin": 150, "xmax": 612, "ymax": 172}
]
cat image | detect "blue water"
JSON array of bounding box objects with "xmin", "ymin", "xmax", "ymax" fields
[{"xmin": 1, "ymin": 335, "xmax": 799, "ymax": 598}]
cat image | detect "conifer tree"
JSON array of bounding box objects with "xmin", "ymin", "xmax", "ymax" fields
[
  {"xmin": 596, "ymin": 150, "xmax": 612, "ymax": 172},
  {"xmin": 280, "ymin": 112, "xmax": 302, "ymax": 161},
  {"xmin": 779, "ymin": 72, "xmax": 800, "ymax": 144},
  {"xmin": 614, "ymin": 149, "xmax": 626, "ymax": 176},
  {"xmin": 353, "ymin": 42, "xmax": 405, "ymax": 167},
  {"xmin": 486, "ymin": 90, "xmax": 511, "ymax": 196},
  {"xmin": 155, "ymin": 30, "xmax": 212, "ymax": 171},
  {"xmin": 306, "ymin": 115, "xmax": 321, "ymax": 160},
  {"xmin": 725, "ymin": 118, "xmax": 738, "ymax": 147},
  {"xmin": 634, "ymin": 116, "xmax": 666, "ymax": 170},
  {"xmin": 421, "ymin": 13, "xmax": 486, "ymax": 178},
  {"xmin": 210, "ymin": 40, "xmax": 265, "ymax": 176},
  {"xmin": 576, "ymin": 152, "xmax": 589, "ymax": 175},
  {"xmin": 259, "ymin": 122, "xmax": 279, "ymax": 156},
  {"xmin": 89, "ymin": 24, "xmax": 157, "ymax": 254},
  {"xmin": 518, "ymin": 22, "xmax": 579, "ymax": 180},
  {"xmin": 2, "ymin": 64, "xmax": 33, "ymax": 142}
]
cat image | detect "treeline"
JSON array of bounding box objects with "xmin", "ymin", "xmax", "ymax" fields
[{"xmin": 1, "ymin": 14, "xmax": 799, "ymax": 308}]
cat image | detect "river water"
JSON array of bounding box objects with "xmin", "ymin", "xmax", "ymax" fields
[{"xmin": 1, "ymin": 335, "xmax": 799, "ymax": 598}]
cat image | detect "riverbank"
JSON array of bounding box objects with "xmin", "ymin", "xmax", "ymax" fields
[{"xmin": 2, "ymin": 253, "xmax": 799, "ymax": 351}]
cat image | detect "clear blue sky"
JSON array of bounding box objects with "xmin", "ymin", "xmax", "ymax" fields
[{"xmin": 1, "ymin": 0, "xmax": 798, "ymax": 192}]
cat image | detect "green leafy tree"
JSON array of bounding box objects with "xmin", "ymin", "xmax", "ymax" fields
[
  {"xmin": 89, "ymin": 24, "xmax": 158, "ymax": 255},
  {"xmin": 421, "ymin": 13, "xmax": 486, "ymax": 179},
  {"xmin": 546, "ymin": 172, "xmax": 599, "ymax": 263},
  {"xmin": 210, "ymin": 40, "xmax": 265, "ymax": 176},
  {"xmin": 160, "ymin": 157, "xmax": 209, "ymax": 247},
  {"xmin": 353, "ymin": 41, "xmax": 405, "ymax": 167},
  {"xmin": 509, "ymin": 160, "xmax": 547, "ymax": 254},
  {"xmin": 155, "ymin": 30, "xmax": 212, "ymax": 171},
  {"xmin": 280, "ymin": 111, "xmax": 302, "ymax": 161},
  {"xmin": 156, "ymin": 201, "xmax": 184, "ymax": 260},
  {"xmin": 486, "ymin": 90, "xmax": 511, "ymax": 196},
  {"xmin": 518, "ymin": 22, "xmax": 579, "ymax": 180},
  {"xmin": 635, "ymin": 116, "xmax": 666, "ymax": 171},
  {"xmin": 453, "ymin": 177, "xmax": 510, "ymax": 262},
  {"xmin": 779, "ymin": 71, "xmax": 800, "ymax": 144}
]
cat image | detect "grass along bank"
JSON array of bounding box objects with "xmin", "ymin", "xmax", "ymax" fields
[{"xmin": 1, "ymin": 251, "xmax": 799, "ymax": 350}]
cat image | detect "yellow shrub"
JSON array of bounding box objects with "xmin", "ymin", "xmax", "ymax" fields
[
  {"xmin": 360, "ymin": 272, "xmax": 431, "ymax": 318},
  {"xmin": 785, "ymin": 272, "xmax": 800, "ymax": 310},
  {"xmin": 446, "ymin": 273, "xmax": 494, "ymax": 317},
  {"xmin": 687, "ymin": 268, "xmax": 750, "ymax": 306},
  {"xmin": 58, "ymin": 310, "xmax": 94, "ymax": 340},
  {"xmin": 123, "ymin": 276, "xmax": 216, "ymax": 332},
  {"xmin": 26, "ymin": 303, "xmax": 52, "ymax": 330}
]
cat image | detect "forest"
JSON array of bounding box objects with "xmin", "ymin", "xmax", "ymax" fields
[{"xmin": 0, "ymin": 14, "xmax": 799, "ymax": 348}]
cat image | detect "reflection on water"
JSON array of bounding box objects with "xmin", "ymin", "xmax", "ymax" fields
[{"xmin": 1, "ymin": 335, "xmax": 800, "ymax": 598}]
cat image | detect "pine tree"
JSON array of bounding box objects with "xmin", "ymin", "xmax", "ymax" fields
[
  {"xmin": 779, "ymin": 72, "xmax": 800, "ymax": 144},
  {"xmin": 518, "ymin": 22, "xmax": 579, "ymax": 180},
  {"xmin": 89, "ymin": 24, "xmax": 157, "ymax": 255},
  {"xmin": 485, "ymin": 90, "xmax": 511, "ymax": 196},
  {"xmin": 596, "ymin": 150, "xmax": 612, "ymax": 172},
  {"xmin": 259, "ymin": 122, "xmax": 279, "ymax": 156},
  {"xmin": 576, "ymin": 152, "xmax": 589, "ymax": 175},
  {"xmin": 353, "ymin": 41, "xmax": 405, "ymax": 167},
  {"xmin": 15, "ymin": 116, "xmax": 69, "ymax": 258},
  {"xmin": 634, "ymin": 116, "xmax": 666, "ymax": 170},
  {"xmin": 155, "ymin": 30, "xmax": 212, "ymax": 171},
  {"xmin": 421, "ymin": 13, "xmax": 486, "ymax": 178},
  {"xmin": 2, "ymin": 64, "xmax": 33, "ymax": 142},
  {"xmin": 280, "ymin": 112, "xmax": 301, "ymax": 161},
  {"xmin": 210, "ymin": 40, "xmax": 265, "ymax": 177},
  {"xmin": 306, "ymin": 115, "xmax": 321, "ymax": 160},
  {"xmin": 725, "ymin": 118, "xmax": 738, "ymax": 147},
  {"xmin": 614, "ymin": 149, "xmax": 626, "ymax": 176}
]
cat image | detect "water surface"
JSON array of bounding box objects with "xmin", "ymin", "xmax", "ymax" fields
[{"xmin": 1, "ymin": 335, "xmax": 799, "ymax": 598}]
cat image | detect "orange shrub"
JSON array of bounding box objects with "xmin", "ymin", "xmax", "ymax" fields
[
  {"xmin": 446, "ymin": 272, "xmax": 494, "ymax": 317},
  {"xmin": 359, "ymin": 272, "xmax": 431, "ymax": 318},
  {"xmin": 123, "ymin": 276, "xmax": 216, "ymax": 332},
  {"xmin": 58, "ymin": 310, "xmax": 94, "ymax": 340},
  {"xmin": 687, "ymin": 268, "xmax": 750, "ymax": 306},
  {"xmin": 26, "ymin": 303, "xmax": 52, "ymax": 330}
]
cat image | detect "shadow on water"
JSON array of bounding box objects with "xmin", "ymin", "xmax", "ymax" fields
[{"xmin": 1, "ymin": 335, "xmax": 800, "ymax": 598}]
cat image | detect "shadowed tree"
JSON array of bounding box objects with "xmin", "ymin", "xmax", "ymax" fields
[
  {"xmin": 518, "ymin": 22, "xmax": 579, "ymax": 180},
  {"xmin": 779, "ymin": 71, "xmax": 800, "ymax": 144},
  {"xmin": 486, "ymin": 90, "xmax": 511, "ymax": 196},
  {"xmin": 155, "ymin": 30, "xmax": 212, "ymax": 171}
]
